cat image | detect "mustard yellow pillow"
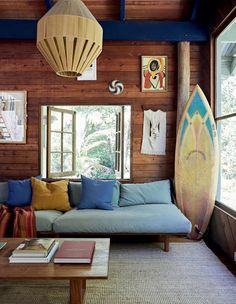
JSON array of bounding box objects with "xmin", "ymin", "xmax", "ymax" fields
[{"xmin": 31, "ymin": 177, "xmax": 71, "ymax": 211}]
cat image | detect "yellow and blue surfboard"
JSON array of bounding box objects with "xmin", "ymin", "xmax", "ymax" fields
[{"xmin": 175, "ymin": 85, "xmax": 219, "ymax": 240}]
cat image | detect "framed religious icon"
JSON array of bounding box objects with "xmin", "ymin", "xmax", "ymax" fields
[
  {"xmin": 0, "ymin": 91, "xmax": 27, "ymax": 143},
  {"xmin": 141, "ymin": 56, "xmax": 167, "ymax": 92}
]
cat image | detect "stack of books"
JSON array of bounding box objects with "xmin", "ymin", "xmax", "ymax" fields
[
  {"xmin": 9, "ymin": 238, "xmax": 59, "ymax": 263},
  {"xmin": 54, "ymin": 240, "xmax": 95, "ymax": 264},
  {"xmin": 0, "ymin": 241, "xmax": 7, "ymax": 250}
]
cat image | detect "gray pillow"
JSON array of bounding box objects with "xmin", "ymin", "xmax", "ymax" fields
[
  {"xmin": 119, "ymin": 180, "xmax": 172, "ymax": 207},
  {"xmin": 112, "ymin": 180, "xmax": 120, "ymax": 208},
  {"xmin": 0, "ymin": 182, "xmax": 8, "ymax": 203},
  {"xmin": 68, "ymin": 182, "xmax": 82, "ymax": 207}
]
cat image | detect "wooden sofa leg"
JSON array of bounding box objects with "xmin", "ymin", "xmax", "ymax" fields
[{"xmin": 164, "ymin": 235, "xmax": 169, "ymax": 252}]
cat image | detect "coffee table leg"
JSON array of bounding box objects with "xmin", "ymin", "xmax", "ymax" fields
[
  {"xmin": 82, "ymin": 280, "xmax": 86, "ymax": 300},
  {"xmin": 70, "ymin": 279, "xmax": 86, "ymax": 304}
]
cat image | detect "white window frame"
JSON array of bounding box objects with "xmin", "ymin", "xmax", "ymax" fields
[
  {"xmin": 215, "ymin": 18, "xmax": 236, "ymax": 213},
  {"xmin": 42, "ymin": 105, "xmax": 131, "ymax": 180},
  {"xmin": 47, "ymin": 107, "xmax": 76, "ymax": 178}
]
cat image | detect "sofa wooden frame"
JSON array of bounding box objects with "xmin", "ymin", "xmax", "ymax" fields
[{"xmin": 37, "ymin": 232, "xmax": 189, "ymax": 252}]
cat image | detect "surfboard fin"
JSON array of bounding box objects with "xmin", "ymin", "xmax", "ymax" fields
[{"xmin": 194, "ymin": 224, "xmax": 204, "ymax": 239}]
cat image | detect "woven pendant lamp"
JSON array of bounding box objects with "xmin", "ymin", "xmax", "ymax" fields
[{"xmin": 37, "ymin": 0, "xmax": 103, "ymax": 78}]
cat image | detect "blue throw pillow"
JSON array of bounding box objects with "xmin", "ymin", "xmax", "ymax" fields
[
  {"xmin": 7, "ymin": 179, "xmax": 32, "ymax": 207},
  {"xmin": 78, "ymin": 176, "xmax": 115, "ymax": 210},
  {"xmin": 7, "ymin": 176, "xmax": 42, "ymax": 207},
  {"xmin": 69, "ymin": 180, "xmax": 120, "ymax": 208}
]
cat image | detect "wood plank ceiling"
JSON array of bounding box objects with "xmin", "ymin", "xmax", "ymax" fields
[
  {"xmin": 0, "ymin": 0, "xmax": 195, "ymax": 20},
  {"xmin": 0, "ymin": 0, "xmax": 208, "ymax": 41}
]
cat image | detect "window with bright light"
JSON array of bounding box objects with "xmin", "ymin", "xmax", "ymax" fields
[
  {"xmin": 215, "ymin": 19, "xmax": 236, "ymax": 211},
  {"xmin": 41, "ymin": 105, "xmax": 131, "ymax": 180}
]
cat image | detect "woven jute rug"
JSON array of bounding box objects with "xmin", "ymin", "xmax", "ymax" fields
[{"xmin": 0, "ymin": 241, "xmax": 235, "ymax": 304}]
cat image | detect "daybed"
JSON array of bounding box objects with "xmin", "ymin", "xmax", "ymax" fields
[{"xmin": 0, "ymin": 179, "xmax": 192, "ymax": 252}]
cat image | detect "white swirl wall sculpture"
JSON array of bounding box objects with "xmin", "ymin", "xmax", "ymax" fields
[{"xmin": 108, "ymin": 80, "xmax": 124, "ymax": 95}]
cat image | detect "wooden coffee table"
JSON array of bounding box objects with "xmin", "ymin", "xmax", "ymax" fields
[{"xmin": 0, "ymin": 238, "xmax": 110, "ymax": 304}]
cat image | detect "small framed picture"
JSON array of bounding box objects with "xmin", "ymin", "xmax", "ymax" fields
[
  {"xmin": 141, "ymin": 56, "xmax": 167, "ymax": 92},
  {"xmin": 0, "ymin": 91, "xmax": 27, "ymax": 143}
]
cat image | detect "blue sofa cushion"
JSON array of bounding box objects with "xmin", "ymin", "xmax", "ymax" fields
[
  {"xmin": 119, "ymin": 179, "xmax": 173, "ymax": 207},
  {"xmin": 53, "ymin": 204, "xmax": 192, "ymax": 234},
  {"xmin": 35, "ymin": 210, "xmax": 63, "ymax": 232},
  {"xmin": 7, "ymin": 179, "xmax": 32, "ymax": 206},
  {"xmin": 78, "ymin": 176, "xmax": 115, "ymax": 210}
]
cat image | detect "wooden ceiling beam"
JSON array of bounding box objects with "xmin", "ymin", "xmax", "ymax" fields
[
  {"xmin": 0, "ymin": 19, "xmax": 37, "ymax": 39},
  {"xmin": 44, "ymin": 0, "xmax": 54, "ymax": 10},
  {"xmin": 0, "ymin": 19, "xmax": 208, "ymax": 41},
  {"xmin": 100, "ymin": 20, "xmax": 208, "ymax": 41},
  {"xmin": 191, "ymin": 0, "xmax": 201, "ymax": 21},
  {"xmin": 120, "ymin": 0, "xmax": 125, "ymax": 21}
]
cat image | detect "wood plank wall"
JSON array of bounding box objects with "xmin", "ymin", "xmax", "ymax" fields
[
  {"xmin": 209, "ymin": 206, "xmax": 236, "ymax": 261},
  {"xmin": 0, "ymin": 40, "xmax": 207, "ymax": 182}
]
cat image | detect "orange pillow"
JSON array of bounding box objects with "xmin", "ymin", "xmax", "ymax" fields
[{"xmin": 31, "ymin": 177, "xmax": 71, "ymax": 211}]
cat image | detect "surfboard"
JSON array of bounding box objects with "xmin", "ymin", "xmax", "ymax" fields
[{"xmin": 175, "ymin": 85, "xmax": 219, "ymax": 240}]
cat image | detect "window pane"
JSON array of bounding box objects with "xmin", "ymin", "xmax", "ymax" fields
[
  {"xmin": 51, "ymin": 111, "xmax": 61, "ymax": 131},
  {"xmin": 51, "ymin": 132, "xmax": 61, "ymax": 152},
  {"xmin": 220, "ymin": 73, "xmax": 236, "ymax": 116},
  {"xmin": 50, "ymin": 153, "xmax": 61, "ymax": 173},
  {"xmin": 63, "ymin": 133, "xmax": 73, "ymax": 152},
  {"xmin": 76, "ymin": 106, "xmax": 117, "ymax": 179},
  {"xmin": 217, "ymin": 117, "xmax": 236, "ymax": 211},
  {"xmin": 63, "ymin": 153, "xmax": 72, "ymax": 172},
  {"xmin": 63, "ymin": 113, "xmax": 73, "ymax": 132},
  {"xmin": 123, "ymin": 106, "xmax": 131, "ymax": 179}
]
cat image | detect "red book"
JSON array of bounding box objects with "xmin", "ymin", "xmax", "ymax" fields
[{"xmin": 53, "ymin": 240, "xmax": 95, "ymax": 263}]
